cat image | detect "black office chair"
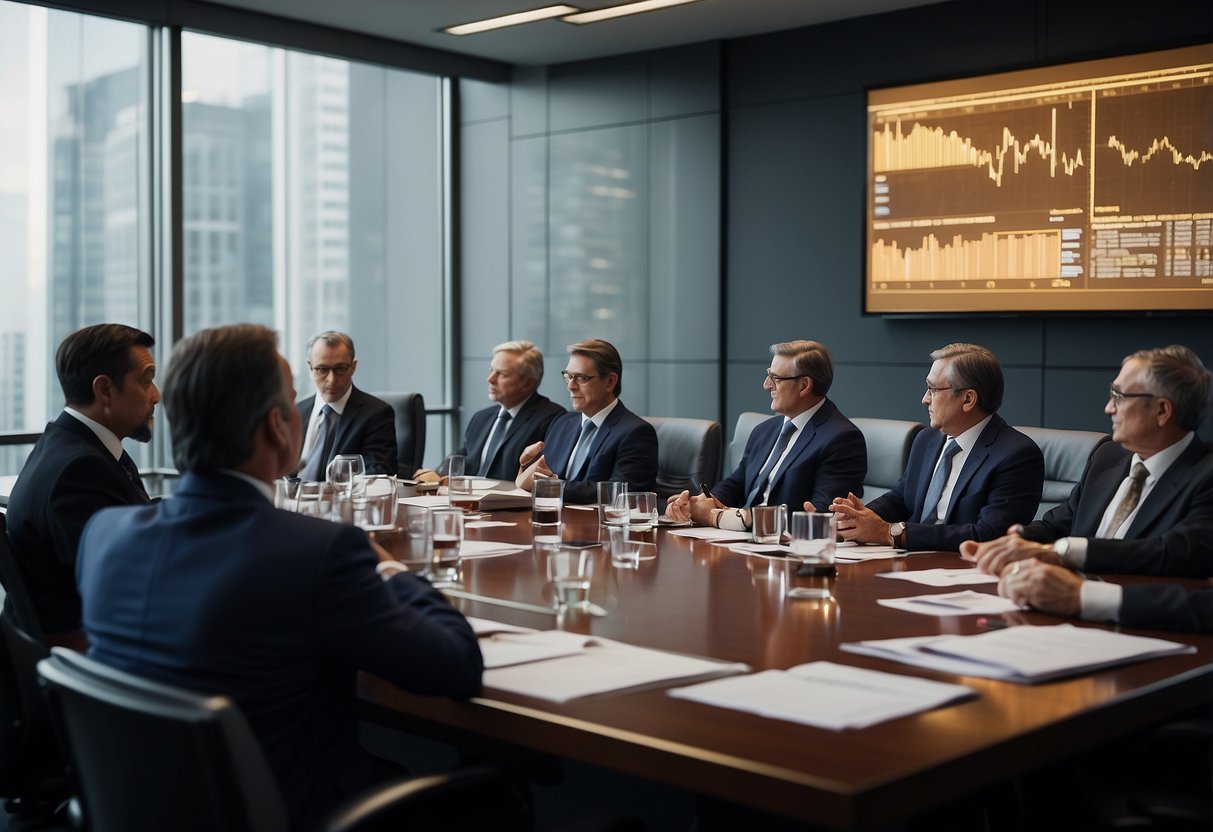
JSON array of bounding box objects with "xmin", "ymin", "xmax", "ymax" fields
[
  {"xmin": 641, "ymin": 417, "xmax": 723, "ymax": 502},
  {"xmin": 372, "ymin": 391, "xmax": 427, "ymax": 479},
  {"xmin": 851, "ymin": 417, "xmax": 926, "ymax": 502},
  {"xmin": 36, "ymin": 648, "xmax": 533, "ymax": 832},
  {"xmin": 0, "ymin": 512, "xmax": 45, "ymax": 642}
]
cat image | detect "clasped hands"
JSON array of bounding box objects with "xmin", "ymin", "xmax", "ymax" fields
[
  {"xmin": 960, "ymin": 525, "xmax": 1082, "ymax": 617},
  {"xmin": 665, "ymin": 491, "xmax": 724, "ymax": 525},
  {"xmin": 515, "ymin": 441, "xmax": 555, "ymax": 491}
]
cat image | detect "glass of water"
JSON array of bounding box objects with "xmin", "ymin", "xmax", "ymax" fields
[
  {"xmin": 429, "ymin": 508, "xmax": 464, "ymax": 588},
  {"xmin": 547, "ymin": 548, "xmax": 595, "ymax": 611},
  {"xmin": 788, "ymin": 511, "xmax": 836, "ymax": 599}
]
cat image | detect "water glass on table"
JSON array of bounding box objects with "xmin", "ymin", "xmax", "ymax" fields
[
  {"xmin": 429, "ymin": 508, "xmax": 464, "ymax": 588},
  {"xmin": 547, "ymin": 548, "xmax": 596, "ymax": 611},
  {"xmin": 532, "ymin": 477, "xmax": 564, "ymax": 544},
  {"xmin": 445, "ymin": 454, "xmax": 466, "ymax": 480},
  {"xmin": 355, "ymin": 474, "xmax": 397, "ymax": 531},
  {"xmin": 751, "ymin": 504, "xmax": 787, "ymax": 545},
  {"xmin": 608, "ymin": 525, "xmax": 641, "ymax": 569},
  {"xmin": 597, "ymin": 481, "xmax": 629, "ymax": 527},
  {"xmin": 393, "ymin": 504, "xmax": 431, "ymax": 573},
  {"xmin": 788, "ymin": 511, "xmax": 836, "ymax": 599},
  {"xmin": 272, "ymin": 476, "xmax": 301, "ymax": 509},
  {"xmin": 447, "ymin": 475, "xmax": 482, "ymax": 516},
  {"xmin": 627, "ymin": 490, "xmax": 658, "ymax": 531},
  {"xmin": 295, "ymin": 481, "xmax": 337, "ymax": 519}
]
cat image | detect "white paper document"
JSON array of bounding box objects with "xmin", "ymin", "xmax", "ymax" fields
[
  {"xmin": 834, "ymin": 542, "xmax": 904, "ymax": 561},
  {"xmin": 878, "ymin": 568, "xmax": 999, "ymax": 587},
  {"xmin": 668, "ymin": 661, "xmax": 974, "ymax": 730},
  {"xmin": 465, "ymin": 520, "xmax": 517, "ymax": 529},
  {"xmin": 842, "ymin": 623, "xmax": 1196, "ymax": 683},
  {"xmin": 727, "ymin": 542, "xmax": 792, "ymax": 559},
  {"xmin": 466, "ymin": 617, "xmax": 535, "ymax": 637},
  {"xmin": 484, "ymin": 636, "xmax": 749, "ymax": 702},
  {"xmin": 460, "ymin": 539, "xmax": 530, "ymax": 559},
  {"xmin": 667, "ymin": 527, "xmax": 752, "ymax": 542},
  {"xmin": 479, "ymin": 630, "xmax": 595, "ymax": 669},
  {"xmin": 879, "ymin": 590, "xmax": 1021, "ymax": 616}
]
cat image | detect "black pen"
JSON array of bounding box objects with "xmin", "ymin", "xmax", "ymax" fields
[{"xmin": 519, "ymin": 452, "xmax": 542, "ymax": 470}]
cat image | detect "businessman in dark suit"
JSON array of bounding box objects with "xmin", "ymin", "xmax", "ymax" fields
[
  {"xmin": 5, "ymin": 323, "xmax": 157, "ymax": 639},
  {"xmin": 414, "ymin": 340, "xmax": 564, "ymax": 481},
  {"xmin": 76, "ymin": 324, "xmax": 481, "ymax": 828},
  {"xmin": 295, "ymin": 330, "xmax": 397, "ymax": 477},
  {"xmin": 965, "ymin": 344, "xmax": 1213, "ymax": 580},
  {"xmin": 667, "ymin": 340, "xmax": 866, "ymax": 530},
  {"xmin": 829, "ymin": 343, "xmax": 1044, "ymax": 552},
  {"xmin": 516, "ymin": 339, "xmax": 657, "ymax": 504}
]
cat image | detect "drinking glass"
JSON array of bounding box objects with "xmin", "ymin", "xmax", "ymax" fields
[
  {"xmin": 547, "ymin": 548, "xmax": 595, "ymax": 611},
  {"xmin": 448, "ymin": 475, "xmax": 482, "ymax": 517},
  {"xmin": 355, "ymin": 474, "xmax": 398, "ymax": 531},
  {"xmin": 295, "ymin": 481, "xmax": 337, "ymax": 519},
  {"xmin": 597, "ymin": 481, "xmax": 629, "ymax": 527},
  {"xmin": 608, "ymin": 524, "xmax": 640, "ymax": 569},
  {"xmin": 326, "ymin": 454, "xmax": 365, "ymax": 498},
  {"xmin": 627, "ymin": 491, "xmax": 658, "ymax": 531},
  {"xmin": 751, "ymin": 504, "xmax": 787, "ymax": 544},
  {"xmin": 531, "ymin": 477, "xmax": 564, "ymax": 544},
  {"xmin": 429, "ymin": 508, "xmax": 464, "ymax": 588},
  {"xmin": 788, "ymin": 511, "xmax": 837, "ymax": 599},
  {"xmin": 272, "ymin": 476, "xmax": 301, "ymax": 510},
  {"xmin": 396, "ymin": 505, "xmax": 431, "ymax": 572},
  {"xmin": 445, "ymin": 454, "xmax": 466, "ymax": 480}
]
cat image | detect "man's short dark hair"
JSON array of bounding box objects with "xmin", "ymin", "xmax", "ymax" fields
[
  {"xmin": 770, "ymin": 340, "xmax": 833, "ymax": 397},
  {"xmin": 1130, "ymin": 345, "xmax": 1212, "ymax": 430},
  {"xmin": 56, "ymin": 324, "xmax": 155, "ymax": 406},
  {"xmin": 930, "ymin": 343, "xmax": 1004, "ymax": 414},
  {"xmin": 164, "ymin": 325, "xmax": 292, "ymax": 472},
  {"xmin": 567, "ymin": 339, "xmax": 623, "ymax": 396}
]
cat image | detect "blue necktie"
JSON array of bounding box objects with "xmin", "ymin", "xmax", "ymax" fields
[
  {"xmin": 478, "ymin": 410, "xmax": 512, "ymax": 477},
  {"xmin": 745, "ymin": 419, "xmax": 797, "ymax": 507},
  {"xmin": 918, "ymin": 439, "xmax": 961, "ymax": 524},
  {"xmin": 567, "ymin": 420, "xmax": 598, "ymax": 479},
  {"xmin": 299, "ymin": 405, "xmax": 335, "ymax": 481}
]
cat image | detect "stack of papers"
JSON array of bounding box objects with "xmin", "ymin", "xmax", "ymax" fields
[
  {"xmin": 842, "ymin": 623, "xmax": 1196, "ymax": 683},
  {"xmin": 878, "ymin": 568, "xmax": 998, "ymax": 587},
  {"xmin": 669, "ymin": 661, "xmax": 974, "ymax": 730},
  {"xmin": 666, "ymin": 527, "xmax": 751, "ymax": 542},
  {"xmin": 459, "ymin": 540, "xmax": 529, "ymax": 560},
  {"xmin": 835, "ymin": 542, "xmax": 904, "ymax": 561},
  {"xmin": 400, "ymin": 488, "xmax": 534, "ymax": 511},
  {"xmin": 879, "ymin": 590, "xmax": 1021, "ymax": 616},
  {"xmin": 478, "ymin": 628, "xmax": 749, "ymax": 702}
]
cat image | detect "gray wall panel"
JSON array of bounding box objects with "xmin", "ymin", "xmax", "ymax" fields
[
  {"xmin": 510, "ymin": 136, "xmax": 550, "ymax": 349},
  {"xmin": 461, "ymin": 119, "xmax": 511, "ymax": 357},
  {"xmin": 510, "ymin": 66, "xmax": 548, "ymax": 138},
  {"xmin": 549, "ymin": 53, "xmax": 649, "ymax": 132},
  {"xmin": 650, "ymin": 42, "xmax": 720, "ymax": 120},
  {"xmin": 459, "ymin": 78, "xmax": 509, "ymax": 123},
  {"xmin": 643, "ymin": 362, "xmax": 718, "ymax": 418}
]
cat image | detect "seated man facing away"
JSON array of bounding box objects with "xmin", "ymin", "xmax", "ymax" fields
[
  {"xmin": 963, "ymin": 344, "xmax": 1213, "ymax": 580},
  {"xmin": 516, "ymin": 339, "xmax": 657, "ymax": 504},
  {"xmin": 76, "ymin": 324, "xmax": 482, "ymax": 827},
  {"xmin": 668, "ymin": 340, "xmax": 865, "ymax": 531},
  {"xmin": 6, "ymin": 323, "xmax": 158, "ymax": 640},
  {"xmin": 414, "ymin": 340, "xmax": 564, "ymax": 481},
  {"xmin": 296, "ymin": 330, "xmax": 397, "ymax": 477},
  {"xmin": 829, "ymin": 343, "xmax": 1043, "ymax": 551}
]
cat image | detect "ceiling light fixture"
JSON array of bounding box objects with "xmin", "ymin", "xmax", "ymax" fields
[
  {"xmin": 443, "ymin": 5, "xmax": 581, "ymax": 36},
  {"xmin": 562, "ymin": 0, "xmax": 704, "ymax": 25}
]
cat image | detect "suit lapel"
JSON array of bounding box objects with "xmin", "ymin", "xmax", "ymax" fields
[
  {"xmin": 943, "ymin": 418, "xmax": 1001, "ymax": 522},
  {"xmin": 1124, "ymin": 442, "xmax": 1203, "ymax": 538},
  {"xmin": 467, "ymin": 410, "xmax": 496, "ymax": 468},
  {"xmin": 1076, "ymin": 454, "xmax": 1132, "ymax": 536},
  {"xmin": 767, "ymin": 414, "xmax": 817, "ymax": 494},
  {"xmin": 912, "ymin": 431, "xmax": 946, "ymax": 519}
]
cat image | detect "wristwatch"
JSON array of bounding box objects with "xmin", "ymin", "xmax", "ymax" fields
[
  {"xmin": 888, "ymin": 521, "xmax": 907, "ymax": 548},
  {"xmin": 1053, "ymin": 537, "xmax": 1070, "ymax": 566}
]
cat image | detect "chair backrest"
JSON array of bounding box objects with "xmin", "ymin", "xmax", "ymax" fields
[
  {"xmin": 641, "ymin": 417, "xmax": 723, "ymax": 502},
  {"xmin": 852, "ymin": 417, "xmax": 927, "ymax": 502},
  {"xmin": 728, "ymin": 411, "xmax": 771, "ymax": 474},
  {"xmin": 0, "ymin": 611, "xmax": 58, "ymax": 804},
  {"xmin": 0, "ymin": 512, "xmax": 44, "ymax": 642},
  {"xmin": 371, "ymin": 392, "xmax": 426, "ymax": 479},
  {"xmin": 1014, "ymin": 426, "xmax": 1111, "ymax": 520},
  {"xmin": 37, "ymin": 648, "xmax": 289, "ymax": 832}
]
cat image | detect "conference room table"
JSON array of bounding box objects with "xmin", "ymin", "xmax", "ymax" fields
[{"xmin": 357, "ymin": 504, "xmax": 1213, "ymax": 829}]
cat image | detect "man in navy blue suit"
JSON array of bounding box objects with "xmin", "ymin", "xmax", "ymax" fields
[
  {"xmin": 965, "ymin": 344, "xmax": 1212, "ymax": 603},
  {"xmin": 6, "ymin": 323, "xmax": 158, "ymax": 640},
  {"xmin": 667, "ymin": 340, "xmax": 866, "ymax": 530},
  {"xmin": 76, "ymin": 324, "xmax": 482, "ymax": 827},
  {"xmin": 414, "ymin": 340, "xmax": 565, "ymax": 481},
  {"xmin": 829, "ymin": 343, "xmax": 1044, "ymax": 552},
  {"xmin": 515, "ymin": 339, "xmax": 657, "ymax": 504},
  {"xmin": 295, "ymin": 330, "xmax": 397, "ymax": 477}
]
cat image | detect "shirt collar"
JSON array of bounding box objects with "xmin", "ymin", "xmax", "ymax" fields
[
  {"xmin": 63, "ymin": 407, "xmax": 124, "ymax": 461},
  {"xmin": 311, "ymin": 385, "xmax": 353, "ymax": 419},
  {"xmin": 944, "ymin": 414, "xmax": 993, "ymax": 454},
  {"xmin": 217, "ymin": 469, "xmax": 275, "ymax": 502},
  {"xmin": 786, "ymin": 398, "xmax": 825, "ymax": 433},
  {"xmin": 1134, "ymin": 431, "xmax": 1195, "ymax": 482},
  {"xmin": 582, "ymin": 397, "xmax": 620, "ymax": 429}
]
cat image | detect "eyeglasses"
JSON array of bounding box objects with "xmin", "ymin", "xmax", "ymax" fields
[
  {"xmin": 310, "ymin": 363, "xmax": 352, "ymax": 378},
  {"xmin": 924, "ymin": 384, "xmax": 955, "ymax": 397},
  {"xmin": 561, "ymin": 371, "xmax": 603, "ymax": 385},
  {"xmin": 1108, "ymin": 386, "xmax": 1156, "ymax": 403},
  {"xmin": 765, "ymin": 370, "xmax": 808, "ymax": 384}
]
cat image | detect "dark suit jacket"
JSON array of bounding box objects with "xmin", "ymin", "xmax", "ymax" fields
[
  {"xmin": 541, "ymin": 400, "xmax": 658, "ymax": 504},
  {"xmin": 1119, "ymin": 583, "xmax": 1213, "ymax": 632},
  {"xmin": 77, "ymin": 472, "xmax": 482, "ymax": 828},
  {"xmin": 296, "ymin": 386, "xmax": 397, "ymax": 475},
  {"xmin": 867, "ymin": 414, "xmax": 1044, "ymax": 552},
  {"xmin": 5, "ymin": 412, "xmax": 147, "ymax": 634},
  {"xmin": 1021, "ymin": 438, "xmax": 1213, "ymax": 577},
  {"xmin": 455, "ymin": 394, "xmax": 565, "ymax": 480},
  {"xmin": 712, "ymin": 399, "xmax": 866, "ymax": 512}
]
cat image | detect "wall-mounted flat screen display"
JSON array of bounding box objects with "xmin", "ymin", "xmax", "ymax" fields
[{"xmin": 865, "ymin": 43, "xmax": 1213, "ymax": 314}]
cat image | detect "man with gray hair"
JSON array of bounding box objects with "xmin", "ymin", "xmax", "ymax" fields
[
  {"xmin": 966, "ymin": 345, "xmax": 1213, "ymax": 592},
  {"xmin": 668, "ymin": 340, "xmax": 866, "ymax": 530},
  {"xmin": 830, "ymin": 342, "xmax": 1044, "ymax": 551},
  {"xmin": 296, "ymin": 330, "xmax": 397, "ymax": 477},
  {"xmin": 416, "ymin": 340, "xmax": 565, "ymax": 481}
]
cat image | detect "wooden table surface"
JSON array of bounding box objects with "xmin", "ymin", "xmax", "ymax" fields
[{"xmin": 359, "ymin": 506, "xmax": 1213, "ymax": 829}]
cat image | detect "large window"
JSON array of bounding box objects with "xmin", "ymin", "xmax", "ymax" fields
[
  {"xmin": 0, "ymin": 1, "xmax": 153, "ymax": 474},
  {"xmin": 0, "ymin": 2, "xmax": 454, "ymax": 475}
]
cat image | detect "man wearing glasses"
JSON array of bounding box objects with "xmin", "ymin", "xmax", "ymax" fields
[
  {"xmin": 829, "ymin": 343, "xmax": 1044, "ymax": 551},
  {"xmin": 667, "ymin": 340, "xmax": 865, "ymax": 530},
  {"xmin": 965, "ymin": 345, "xmax": 1213, "ymax": 606},
  {"xmin": 516, "ymin": 339, "xmax": 657, "ymax": 504},
  {"xmin": 296, "ymin": 331, "xmax": 397, "ymax": 478}
]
